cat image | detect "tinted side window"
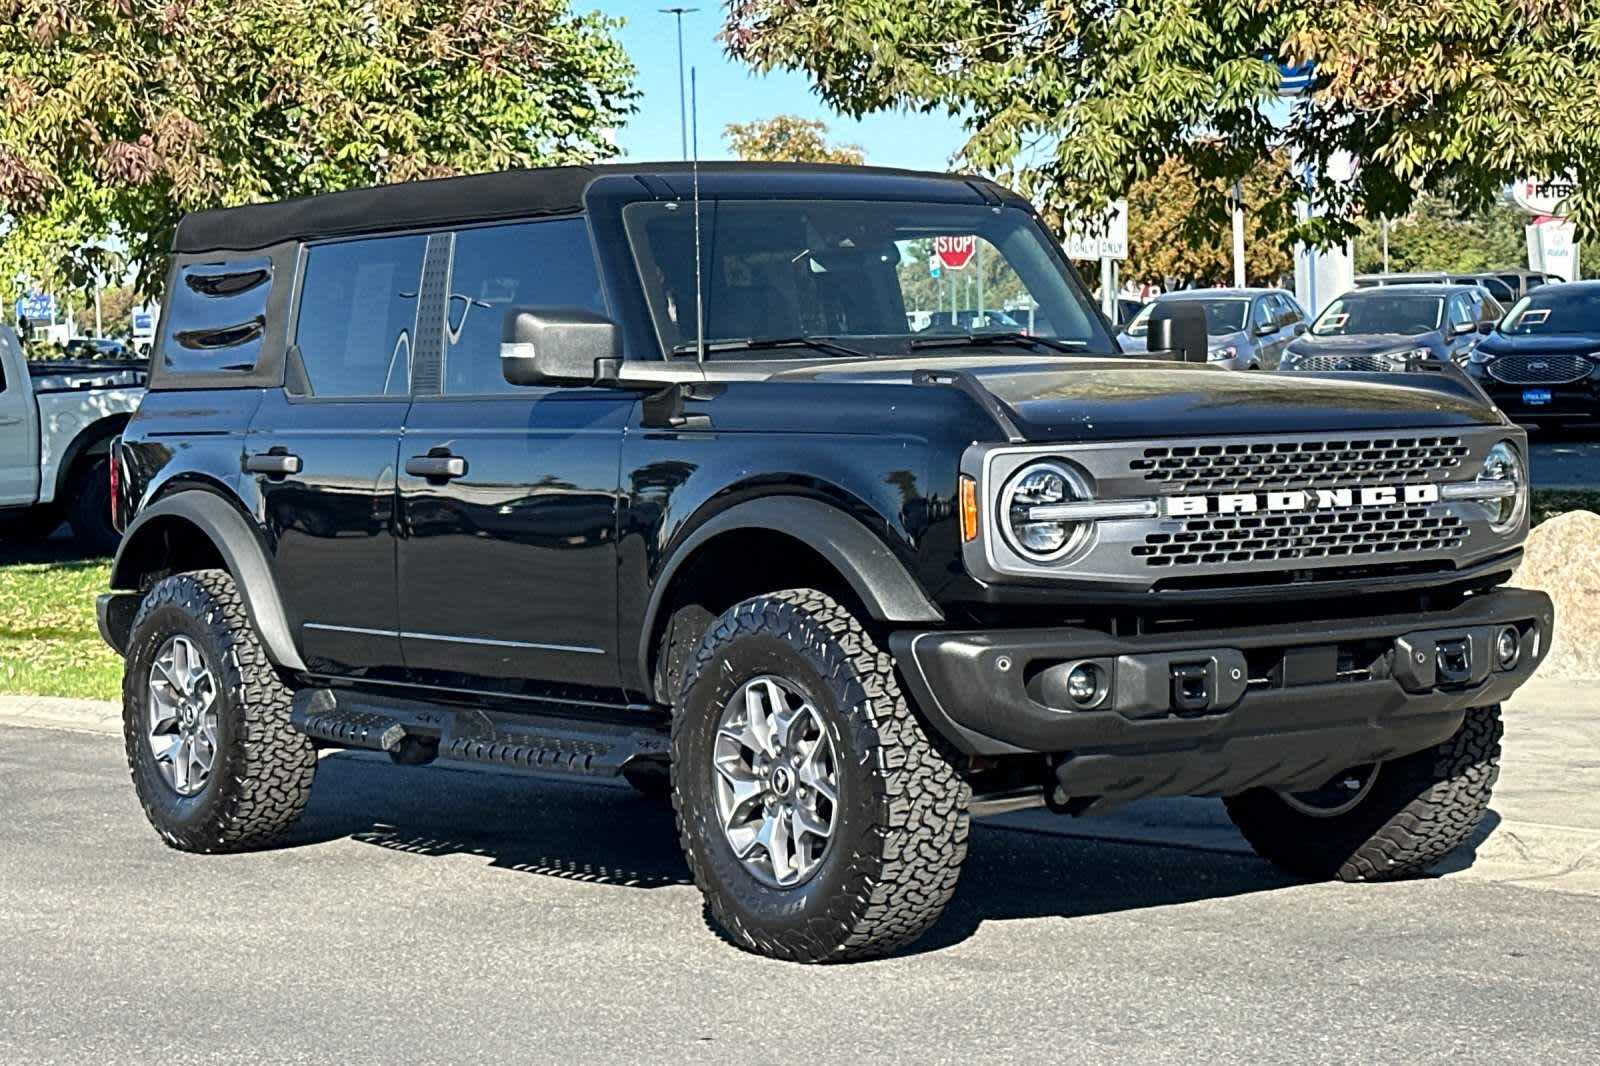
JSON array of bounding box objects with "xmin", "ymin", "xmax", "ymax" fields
[
  {"xmin": 1252, "ymin": 298, "xmax": 1275, "ymax": 330},
  {"xmin": 294, "ymin": 236, "xmax": 426, "ymax": 398},
  {"xmin": 443, "ymin": 218, "xmax": 605, "ymax": 396}
]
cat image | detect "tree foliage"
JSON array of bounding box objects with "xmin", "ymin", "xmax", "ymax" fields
[
  {"xmin": 724, "ymin": 115, "xmax": 865, "ymax": 164},
  {"xmin": 723, "ymin": 1, "xmax": 1600, "ymax": 246},
  {"xmin": 0, "ymin": 0, "xmax": 637, "ymax": 300},
  {"xmin": 1126, "ymin": 154, "xmax": 1296, "ymax": 286},
  {"xmin": 1353, "ymin": 193, "xmax": 1528, "ymax": 275}
]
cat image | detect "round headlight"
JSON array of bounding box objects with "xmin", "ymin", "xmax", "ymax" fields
[
  {"xmin": 1481, "ymin": 440, "xmax": 1526, "ymax": 533},
  {"xmin": 1000, "ymin": 461, "xmax": 1091, "ymax": 560}
]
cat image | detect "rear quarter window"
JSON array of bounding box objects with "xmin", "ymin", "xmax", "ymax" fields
[{"xmin": 149, "ymin": 240, "xmax": 297, "ymax": 390}]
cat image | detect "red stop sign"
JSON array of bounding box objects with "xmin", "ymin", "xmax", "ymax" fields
[{"xmin": 934, "ymin": 234, "xmax": 977, "ymax": 271}]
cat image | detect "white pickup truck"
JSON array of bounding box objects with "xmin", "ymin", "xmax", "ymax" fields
[{"xmin": 0, "ymin": 323, "xmax": 147, "ymax": 553}]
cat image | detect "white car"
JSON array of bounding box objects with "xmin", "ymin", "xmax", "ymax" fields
[{"xmin": 0, "ymin": 324, "xmax": 146, "ymax": 552}]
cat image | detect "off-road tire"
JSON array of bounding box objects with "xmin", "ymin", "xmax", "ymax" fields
[
  {"xmin": 1224, "ymin": 705, "xmax": 1502, "ymax": 881},
  {"xmin": 672, "ymin": 588, "xmax": 970, "ymax": 963},
  {"xmin": 123, "ymin": 569, "xmax": 316, "ymax": 852},
  {"xmin": 67, "ymin": 457, "xmax": 118, "ymax": 556}
]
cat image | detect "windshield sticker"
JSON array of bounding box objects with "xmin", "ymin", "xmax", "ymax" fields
[
  {"xmin": 1520, "ymin": 308, "xmax": 1552, "ymax": 325},
  {"xmin": 1322, "ymin": 313, "xmax": 1349, "ymax": 329}
]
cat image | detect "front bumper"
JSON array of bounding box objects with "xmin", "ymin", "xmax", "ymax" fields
[
  {"xmin": 1468, "ymin": 364, "xmax": 1600, "ymax": 421},
  {"xmin": 892, "ymin": 587, "xmax": 1553, "ymax": 803},
  {"xmin": 97, "ymin": 591, "xmax": 140, "ymax": 657}
]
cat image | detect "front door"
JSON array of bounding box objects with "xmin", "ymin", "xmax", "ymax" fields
[
  {"xmin": 244, "ymin": 233, "xmax": 426, "ymax": 678},
  {"xmin": 395, "ymin": 217, "xmax": 632, "ymax": 705},
  {"xmin": 0, "ymin": 328, "xmax": 40, "ymax": 507}
]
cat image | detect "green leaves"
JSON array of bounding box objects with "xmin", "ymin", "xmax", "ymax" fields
[
  {"xmin": 722, "ymin": 1, "xmax": 1600, "ymax": 250},
  {"xmin": 0, "ymin": 0, "xmax": 637, "ymax": 298},
  {"xmin": 725, "ymin": 115, "xmax": 865, "ymax": 164}
]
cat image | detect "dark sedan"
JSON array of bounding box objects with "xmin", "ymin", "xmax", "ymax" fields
[
  {"xmin": 1280, "ymin": 283, "xmax": 1499, "ymax": 373},
  {"xmin": 1466, "ymin": 281, "xmax": 1600, "ymax": 427}
]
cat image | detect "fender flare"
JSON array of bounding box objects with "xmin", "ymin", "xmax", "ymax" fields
[
  {"xmin": 636, "ymin": 495, "xmax": 943, "ymax": 691},
  {"xmin": 111, "ymin": 490, "xmax": 306, "ymax": 672}
]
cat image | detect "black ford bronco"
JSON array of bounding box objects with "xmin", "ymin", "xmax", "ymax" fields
[{"xmin": 99, "ymin": 163, "xmax": 1552, "ymax": 962}]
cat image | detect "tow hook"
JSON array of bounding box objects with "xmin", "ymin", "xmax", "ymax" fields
[
  {"xmin": 1169, "ymin": 661, "xmax": 1215, "ymax": 716},
  {"xmin": 1435, "ymin": 638, "xmax": 1473, "ymax": 685}
]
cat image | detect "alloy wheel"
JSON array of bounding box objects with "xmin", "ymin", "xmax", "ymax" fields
[{"xmin": 147, "ymin": 635, "xmax": 220, "ymax": 797}]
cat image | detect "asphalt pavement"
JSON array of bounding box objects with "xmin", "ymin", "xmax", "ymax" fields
[
  {"xmin": 3, "ymin": 717, "xmax": 1599, "ymax": 1065},
  {"xmin": 1529, "ymin": 433, "xmax": 1600, "ymax": 489}
]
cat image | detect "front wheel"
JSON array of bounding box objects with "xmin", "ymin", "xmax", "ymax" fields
[
  {"xmin": 672, "ymin": 589, "xmax": 970, "ymax": 962},
  {"xmin": 1224, "ymin": 705, "xmax": 1502, "ymax": 881}
]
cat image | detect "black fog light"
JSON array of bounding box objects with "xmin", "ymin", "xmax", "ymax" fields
[
  {"xmin": 1066, "ymin": 662, "xmax": 1106, "ymax": 708},
  {"xmin": 1495, "ymin": 626, "xmax": 1521, "ymax": 670}
]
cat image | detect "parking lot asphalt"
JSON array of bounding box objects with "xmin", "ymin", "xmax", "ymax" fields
[
  {"xmin": 3, "ymin": 723, "xmax": 1599, "ymax": 1065},
  {"xmin": 1529, "ymin": 435, "xmax": 1600, "ymax": 489}
]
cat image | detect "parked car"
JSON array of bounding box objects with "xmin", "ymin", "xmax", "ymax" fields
[
  {"xmin": 1356, "ymin": 270, "xmax": 1553, "ymax": 305},
  {"xmin": 1281, "ymin": 283, "xmax": 1500, "ymax": 372},
  {"xmin": 98, "ymin": 162, "xmax": 1550, "ymax": 963},
  {"xmin": 1119, "ymin": 288, "xmax": 1307, "ymax": 369},
  {"xmin": 1465, "ymin": 280, "xmax": 1600, "ymax": 428},
  {"xmin": 64, "ymin": 337, "xmax": 137, "ymax": 362},
  {"xmin": 0, "ymin": 324, "xmax": 147, "ymax": 552}
]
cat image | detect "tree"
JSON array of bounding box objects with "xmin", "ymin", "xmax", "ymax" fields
[
  {"xmin": 1355, "ymin": 193, "xmax": 1528, "ymax": 276},
  {"xmin": 725, "ymin": 115, "xmax": 864, "ymax": 164},
  {"xmin": 0, "ymin": 0, "xmax": 637, "ymax": 301},
  {"xmin": 723, "ymin": 2, "xmax": 1600, "ymax": 246},
  {"xmin": 1125, "ymin": 154, "xmax": 1296, "ymax": 286}
]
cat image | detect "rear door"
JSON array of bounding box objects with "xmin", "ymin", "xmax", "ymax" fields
[
  {"xmin": 0, "ymin": 327, "xmax": 40, "ymax": 506},
  {"xmin": 395, "ymin": 217, "xmax": 633, "ymax": 705},
  {"xmin": 244, "ymin": 234, "xmax": 426, "ymax": 678}
]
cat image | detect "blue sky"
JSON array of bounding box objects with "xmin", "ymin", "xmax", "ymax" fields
[{"xmin": 592, "ymin": 1, "xmax": 969, "ymax": 171}]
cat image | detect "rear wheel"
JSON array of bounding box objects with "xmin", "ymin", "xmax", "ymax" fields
[
  {"xmin": 672, "ymin": 589, "xmax": 970, "ymax": 962},
  {"xmin": 66, "ymin": 457, "xmax": 118, "ymax": 556},
  {"xmin": 1224, "ymin": 705, "xmax": 1501, "ymax": 881},
  {"xmin": 123, "ymin": 569, "xmax": 317, "ymax": 852}
]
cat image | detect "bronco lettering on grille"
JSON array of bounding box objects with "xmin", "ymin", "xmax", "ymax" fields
[{"xmin": 1162, "ymin": 483, "xmax": 1442, "ymax": 517}]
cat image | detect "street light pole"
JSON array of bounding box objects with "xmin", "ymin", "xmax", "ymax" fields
[{"xmin": 660, "ymin": 7, "xmax": 698, "ymax": 160}]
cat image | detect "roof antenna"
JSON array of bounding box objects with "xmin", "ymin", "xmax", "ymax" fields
[{"xmin": 692, "ymin": 65, "xmax": 706, "ymax": 364}]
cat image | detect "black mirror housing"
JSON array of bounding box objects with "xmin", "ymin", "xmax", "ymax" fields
[
  {"xmin": 501, "ymin": 307, "xmax": 620, "ymax": 387},
  {"xmin": 1148, "ymin": 302, "xmax": 1210, "ymax": 364}
]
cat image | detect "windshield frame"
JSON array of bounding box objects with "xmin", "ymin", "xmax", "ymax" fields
[{"xmin": 620, "ymin": 197, "xmax": 1118, "ymax": 362}]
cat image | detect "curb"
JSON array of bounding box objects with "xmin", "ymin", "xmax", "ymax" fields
[{"xmin": 0, "ymin": 695, "xmax": 120, "ymax": 736}]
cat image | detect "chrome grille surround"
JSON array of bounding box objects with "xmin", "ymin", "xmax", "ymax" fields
[
  {"xmin": 1486, "ymin": 353, "xmax": 1593, "ymax": 385},
  {"xmin": 963, "ymin": 427, "xmax": 1525, "ymax": 591}
]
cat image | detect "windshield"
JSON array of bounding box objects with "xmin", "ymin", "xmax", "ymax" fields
[
  {"xmin": 1311, "ymin": 294, "xmax": 1443, "ymax": 337},
  {"xmin": 622, "ymin": 199, "xmax": 1113, "ymax": 358},
  {"xmin": 1500, "ymin": 287, "xmax": 1600, "ymax": 335},
  {"xmin": 1125, "ymin": 298, "xmax": 1248, "ymax": 337}
]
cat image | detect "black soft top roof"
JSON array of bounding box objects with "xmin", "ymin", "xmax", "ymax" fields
[{"xmin": 171, "ymin": 162, "xmax": 1013, "ymax": 254}]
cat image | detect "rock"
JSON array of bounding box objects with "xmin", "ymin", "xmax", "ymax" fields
[{"xmin": 1512, "ymin": 511, "xmax": 1600, "ymax": 680}]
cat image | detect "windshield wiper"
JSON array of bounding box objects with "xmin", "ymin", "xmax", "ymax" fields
[
  {"xmin": 670, "ymin": 335, "xmax": 869, "ymax": 359},
  {"xmin": 909, "ymin": 331, "xmax": 1090, "ymax": 354}
]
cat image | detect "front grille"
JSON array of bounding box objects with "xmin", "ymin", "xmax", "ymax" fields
[
  {"xmin": 1132, "ymin": 505, "xmax": 1468, "ymax": 567},
  {"xmin": 1295, "ymin": 353, "xmax": 1395, "ymax": 373},
  {"xmin": 1131, "ymin": 436, "xmax": 1469, "ymax": 492},
  {"xmin": 1487, "ymin": 353, "xmax": 1592, "ymax": 385}
]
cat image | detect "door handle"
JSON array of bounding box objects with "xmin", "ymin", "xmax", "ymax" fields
[
  {"xmin": 405, "ymin": 454, "xmax": 468, "ymax": 481},
  {"xmin": 244, "ymin": 450, "xmax": 302, "ymax": 477}
]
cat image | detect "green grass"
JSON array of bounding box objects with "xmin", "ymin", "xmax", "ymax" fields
[
  {"xmin": 0, "ymin": 542, "xmax": 121, "ymax": 702},
  {"xmin": 1532, "ymin": 489, "xmax": 1600, "ymax": 527}
]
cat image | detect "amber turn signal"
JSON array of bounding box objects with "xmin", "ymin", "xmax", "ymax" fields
[{"xmin": 960, "ymin": 475, "xmax": 979, "ymax": 542}]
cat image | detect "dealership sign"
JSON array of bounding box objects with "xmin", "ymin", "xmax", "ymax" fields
[{"xmin": 1510, "ymin": 177, "xmax": 1577, "ymax": 218}]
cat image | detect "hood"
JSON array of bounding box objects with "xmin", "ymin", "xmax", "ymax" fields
[
  {"xmin": 1478, "ymin": 332, "xmax": 1600, "ymax": 357},
  {"xmin": 1288, "ymin": 332, "xmax": 1442, "ymax": 358},
  {"xmin": 772, "ymin": 354, "xmax": 1502, "ymax": 442}
]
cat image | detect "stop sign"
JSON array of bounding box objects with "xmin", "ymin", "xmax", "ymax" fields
[{"xmin": 933, "ymin": 235, "xmax": 977, "ymax": 271}]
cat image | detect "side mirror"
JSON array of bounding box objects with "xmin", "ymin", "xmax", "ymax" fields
[
  {"xmin": 1478, "ymin": 320, "xmax": 1495, "ymax": 335},
  {"xmin": 1448, "ymin": 320, "xmax": 1475, "ymax": 338},
  {"xmin": 501, "ymin": 307, "xmax": 619, "ymax": 387},
  {"xmin": 1148, "ymin": 302, "xmax": 1209, "ymax": 364},
  {"xmin": 1254, "ymin": 322, "xmax": 1280, "ymax": 337},
  {"xmin": 1292, "ymin": 322, "xmax": 1308, "ymax": 336}
]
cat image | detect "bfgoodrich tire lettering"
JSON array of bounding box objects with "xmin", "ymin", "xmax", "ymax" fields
[
  {"xmin": 123, "ymin": 569, "xmax": 316, "ymax": 852},
  {"xmin": 672, "ymin": 589, "xmax": 970, "ymax": 963},
  {"xmin": 1224, "ymin": 704, "xmax": 1502, "ymax": 881}
]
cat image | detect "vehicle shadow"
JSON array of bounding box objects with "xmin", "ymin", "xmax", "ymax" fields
[
  {"xmin": 288, "ymin": 752, "xmax": 1313, "ymax": 953},
  {"xmin": 0, "ymin": 529, "xmax": 108, "ymax": 568}
]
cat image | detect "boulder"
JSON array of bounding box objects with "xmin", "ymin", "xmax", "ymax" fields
[{"xmin": 1512, "ymin": 511, "xmax": 1600, "ymax": 680}]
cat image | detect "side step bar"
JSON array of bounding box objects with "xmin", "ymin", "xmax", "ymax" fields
[{"xmin": 289, "ymin": 688, "xmax": 669, "ymax": 779}]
